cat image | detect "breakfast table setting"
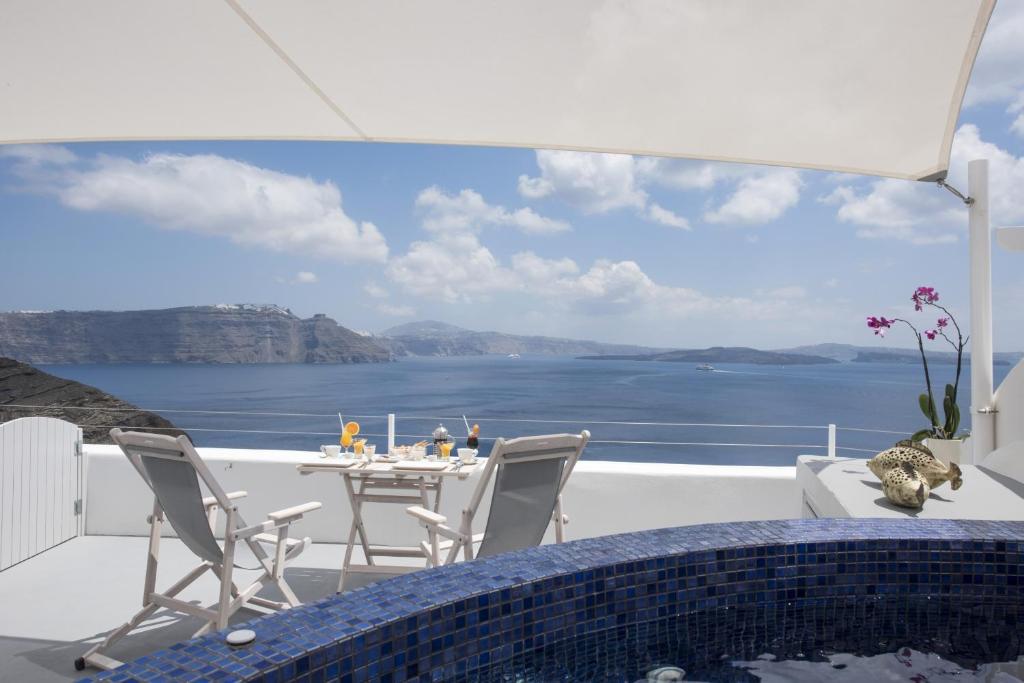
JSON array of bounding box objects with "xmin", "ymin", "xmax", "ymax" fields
[{"xmin": 296, "ymin": 418, "xmax": 482, "ymax": 591}]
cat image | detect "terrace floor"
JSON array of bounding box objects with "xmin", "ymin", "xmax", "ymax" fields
[{"xmin": 0, "ymin": 536, "xmax": 418, "ymax": 683}]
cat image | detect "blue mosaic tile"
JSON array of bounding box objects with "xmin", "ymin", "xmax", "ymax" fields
[{"xmin": 81, "ymin": 519, "xmax": 1024, "ymax": 682}]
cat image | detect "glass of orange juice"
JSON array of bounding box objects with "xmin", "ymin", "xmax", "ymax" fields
[
  {"xmin": 354, "ymin": 438, "xmax": 366, "ymax": 457},
  {"xmin": 438, "ymin": 440, "xmax": 454, "ymax": 461},
  {"xmin": 340, "ymin": 421, "xmax": 360, "ymax": 456}
]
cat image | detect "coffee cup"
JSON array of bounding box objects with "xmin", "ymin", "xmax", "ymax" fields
[
  {"xmin": 458, "ymin": 448, "xmax": 477, "ymax": 463},
  {"xmin": 321, "ymin": 444, "xmax": 341, "ymax": 458}
]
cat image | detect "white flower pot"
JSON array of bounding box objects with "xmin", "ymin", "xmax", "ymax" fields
[{"xmin": 924, "ymin": 437, "xmax": 969, "ymax": 466}]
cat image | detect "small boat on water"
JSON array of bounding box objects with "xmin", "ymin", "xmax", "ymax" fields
[
  {"xmin": 696, "ymin": 363, "xmax": 715, "ymax": 372},
  {"xmin": 507, "ymin": 353, "xmax": 521, "ymax": 359}
]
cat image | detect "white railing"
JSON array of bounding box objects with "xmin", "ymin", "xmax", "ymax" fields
[{"xmin": 0, "ymin": 404, "xmax": 911, "ymax": 461}]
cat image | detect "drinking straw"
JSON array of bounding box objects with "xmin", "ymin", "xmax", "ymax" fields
[
  {"xmin": 338, "ymin": 413, "xmax": 345, "ymax": 430},
  {"xmin": 462, "ymin": 415, "xmax": 471, "ymax": 436}
]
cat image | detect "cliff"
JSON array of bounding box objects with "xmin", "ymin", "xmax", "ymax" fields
[
  {"xmin": 0, "ymin": 357, "xmax": 183, "ymax": 443},
  {"xmin": 0, "ymin": 305, "xmax": 391, "ymax": 364},
  {"xmin": 378, "ymin": 320, "xmax": 667, "ymax": 357}
]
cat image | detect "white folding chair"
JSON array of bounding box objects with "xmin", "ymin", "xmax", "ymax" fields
[
  {"xmin": 405, "ymin": 431, "xmax": 588, "ymax": 567},
  {"xmin": 77, "ymin": 429, "xmax": 321, "ymax": 672}
]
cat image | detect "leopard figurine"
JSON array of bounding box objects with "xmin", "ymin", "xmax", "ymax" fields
[
  {"xmin": 867, "ymin": 440, "xmax": 962, "ymax": 491},
  {"xmin": 880, "ymin": 462, "xmax": 932, "ymax": 508}
]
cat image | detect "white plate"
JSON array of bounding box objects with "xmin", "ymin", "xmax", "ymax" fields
[
  {"xmin": 458, "ymin": 458, "xmax": 479, "ymax": 466},
  {"xmin": 302, "ymin": 459, "xmax": 357, "ymax": 468},
  {"xmin": 392, "ymin": 460, "xmax": 449, "ymax": 471}
]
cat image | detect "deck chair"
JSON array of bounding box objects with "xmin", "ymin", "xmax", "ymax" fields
[
  {"xmin": 77, "ymin": 429, "xmax": 322, "ymax": 672},
  {"xmin": 405, "ymin": 431, "xmax": 588, "ymax": 567}
]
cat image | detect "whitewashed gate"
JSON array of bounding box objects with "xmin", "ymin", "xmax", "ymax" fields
[{"xmin": 0, "ymin": 417, "xmax": 83, "ymax": 571}]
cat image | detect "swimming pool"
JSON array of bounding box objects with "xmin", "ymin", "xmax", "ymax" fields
[{"xmin": 83, "ymin": 518, "xmax": 1024, "ymax": 682}]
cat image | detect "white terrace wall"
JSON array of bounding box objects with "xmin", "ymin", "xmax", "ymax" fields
[{"xmin": 83, "ymin": 445, "xmax": 800, "ymax": 546}]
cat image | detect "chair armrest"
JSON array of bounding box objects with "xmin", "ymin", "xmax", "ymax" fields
[
  {"xmin": 407, "ymin": 506, "xmax": 462, "ymax": 541},
  {"xmin": 267, "ymin": 501, "xmax": 322, "ymax": 523},
  {"xmin": 406, "ymin": 506, "xmax": 447, "ymax": 526},
  {"xmin": 203, "ymin": 491, "xmax": 248, "ymax": 508}
]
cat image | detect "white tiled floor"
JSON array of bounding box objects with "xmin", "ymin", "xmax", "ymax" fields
[{"xmin": 0, "ymin": 536, "xmax": 418, "ymax": 682}]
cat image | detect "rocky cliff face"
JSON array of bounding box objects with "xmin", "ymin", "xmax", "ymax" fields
[
  {"xmin": 377, "ymin": 320, "xmax": 667, "ymax": 357},
  {"xmin": 0, "ymin": 357, "xmax": 183, "ymax": 443},
  {"xmin": 0, "ymin": 305, "xmax": 391, "ymax": 364}
]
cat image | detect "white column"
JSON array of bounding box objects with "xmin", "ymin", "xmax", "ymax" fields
[
  {"xmin": 968, "ymin": 158, "xmax": 995, "ymax": 462},
  {"xmin": 387, "ymin": 413, "xmax": 396, "ymax": 453}
]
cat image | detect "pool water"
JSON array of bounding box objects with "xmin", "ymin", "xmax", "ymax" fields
[{"xmin": 463, "ymin": 596, "xmax": 1024, "ymax": 682}]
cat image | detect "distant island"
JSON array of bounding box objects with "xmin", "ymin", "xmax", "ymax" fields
[
  {"xmin": 578, "ymin": 347, "xmax": 838, "ymax": 365},
  {"xmin": 0, "ymin": 357, "xmax": 182, "ymax": 443},
  {"xmin": 777, "ymin": 343, "xmax": 1021, "ymax": 366},
  {"xmin": 375, "ymin": 320, "xmax": 668, "ymax": 358},
  {"xmin": 0, "ymin": 305, "xmax": 391, "ymax": 364}
]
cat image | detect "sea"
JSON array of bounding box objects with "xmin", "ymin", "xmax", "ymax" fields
[{"xmin": 38, "ymin": 356, "xmax": 1010, "ymax": 466}]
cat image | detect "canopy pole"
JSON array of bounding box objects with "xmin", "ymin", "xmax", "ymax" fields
[{"xmin": 968, "ymin": 158, "xmax": 995, "ymax": 462}]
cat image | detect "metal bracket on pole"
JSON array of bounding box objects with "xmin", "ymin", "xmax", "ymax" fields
[{"xmin": 936, "ymin": 178, "xmax": 974, "ymax": 206}]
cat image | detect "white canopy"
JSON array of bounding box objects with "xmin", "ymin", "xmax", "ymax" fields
[{"xmin": 0, "ymin": 0, "xmax": 994, "ymax": 179}]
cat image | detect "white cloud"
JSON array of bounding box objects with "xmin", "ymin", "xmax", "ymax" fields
[
  {"xmin": 0, "ymin": 144, "xmax": 78, "ymax": 167},
  {"xmin": 376, "ymin": 303, "xmax": 415, "ymax": 317},
  {"xmin": 387, "ymin": 230, "xmax": 787, "ymax": 322},
  {"xmin": 10, "ymin": 151, "xmax": 389, "ymax": 263},
  {"xmin": 644, "ymin": 203, "xmax": 690, "ymax": 230},
  {"xmin": 517, "ymin": 150, "xmax": 646, "ymax": 214},
  {"xmin": 637, "ymin": 158, "xmax": 752, "ymax": 191},
  {"xmin": 1010, "ymin": 93, "xmax": 1024, "ymax": 138},
  {"xmin": 417, "ymin": 186, "xmax": 568, "ymax": 235},
  {"xmin": 757, "ymin": 286, "xmax": 807, "ymax": 300},
  {"xmin": 823, "ymin": 124, "xmax": 1024, "ymax": 244},
  {"xmin": 387, "ymin": 231, "xmax": 519, "ymax": 304},
  {"xmin": 824, "ymin": 278, "xmax": 840, "ymax": 289},
  {"xmin": 363, "ymin": 282, "xmax": 389, "ymax": 299},
  {"xmin": 275, "ymin": 271, "xmax": 320, "ymax": 284},
  {"xmin": 963, "ymin": 1, "xmax": 1024, "ymax": 107},
  {"xmin": 509, "ymin": 251, "xmax": 580, "ymax": 285},
  {"xmin": 703, "ymin": 169, "xmax": 803, "ymax": 225},
  {"xmin": 519, "ymin": 151, "xmax": 802, "ymax": 229}
]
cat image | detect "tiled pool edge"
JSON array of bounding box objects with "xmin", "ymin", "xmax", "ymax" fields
[{"xmin": 84, "ymin": 518, "xmax": 1024, "ymax": 682}]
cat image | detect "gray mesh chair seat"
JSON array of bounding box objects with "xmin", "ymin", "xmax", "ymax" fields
[
  {"xmin": 77, "ymin": 430, "xmax": 321, "ymax": 673},
  {"xmin": 406, "ymin": 431, "xmax": 588, "ymax": 566}
]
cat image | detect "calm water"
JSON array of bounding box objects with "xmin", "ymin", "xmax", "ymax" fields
[
  {"xmin": 466, "ymin": 597, "xmax": 1024, "ymax": 681},
  {"xmin": 38, "ymin": 357, "xmax": 1009, "ymax": 465}
]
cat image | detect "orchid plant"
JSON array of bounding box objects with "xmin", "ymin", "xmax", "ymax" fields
[{"xmin": 867, "ymin": 286, "xmax": 968, "ymax": 442}]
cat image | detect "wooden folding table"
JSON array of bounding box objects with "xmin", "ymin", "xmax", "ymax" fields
[{"xmin": 297, "ymin": 459, "xmax": 478, "ymax": 591}]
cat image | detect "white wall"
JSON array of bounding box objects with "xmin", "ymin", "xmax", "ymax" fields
[
  {"xmin": 996, "ymin": 359, "xmax": 1024, "ymax": 449},
  {"xmin": 83, "ymin": 445, "xmax": 799, "ymax": 546}
]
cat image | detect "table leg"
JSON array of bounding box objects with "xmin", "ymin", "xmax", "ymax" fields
[
  {"xmin": 416, "ymin": 478, "xmax": 432, "ymax": 568},
  {"xmin": 431, "ymin": 475, "xmax": 443, "ymax": 513},
  {"xmin": 339, "ymin": 474, "xmax": 374, "ymax": 593}
]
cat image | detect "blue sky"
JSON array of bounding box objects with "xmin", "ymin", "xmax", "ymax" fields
[{"xmin": 2, "ymin": 5, "xmax": 1023, "ymax": 351}]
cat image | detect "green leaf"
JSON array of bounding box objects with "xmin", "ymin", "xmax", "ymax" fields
[
  {"xmin": 919, "ymin": 393, "xmax": 933, "ymax": 420},
  {"xmin": 911, "ymin": 429, "xmax": 933, "ymax": 443},
  {"xmin": 945, "ymin": 383, "xmax": 955, "ymax": 399},
  {"xmin": 950, "ymin": 402, "xmax": 960, "ymax": 434}
]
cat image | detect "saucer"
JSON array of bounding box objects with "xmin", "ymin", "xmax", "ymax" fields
[{"xmin": 458, "ymin": 458, "xmax": 478, "ymax": 466}]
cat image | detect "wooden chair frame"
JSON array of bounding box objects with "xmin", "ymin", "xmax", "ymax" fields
[
  {"xmin": 406, "ymin": 431, "xmax": 588, "ymax": 567},
  {"xmin": 76, "ymin": 430, "xmax": 321, "ymax": 672}
]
